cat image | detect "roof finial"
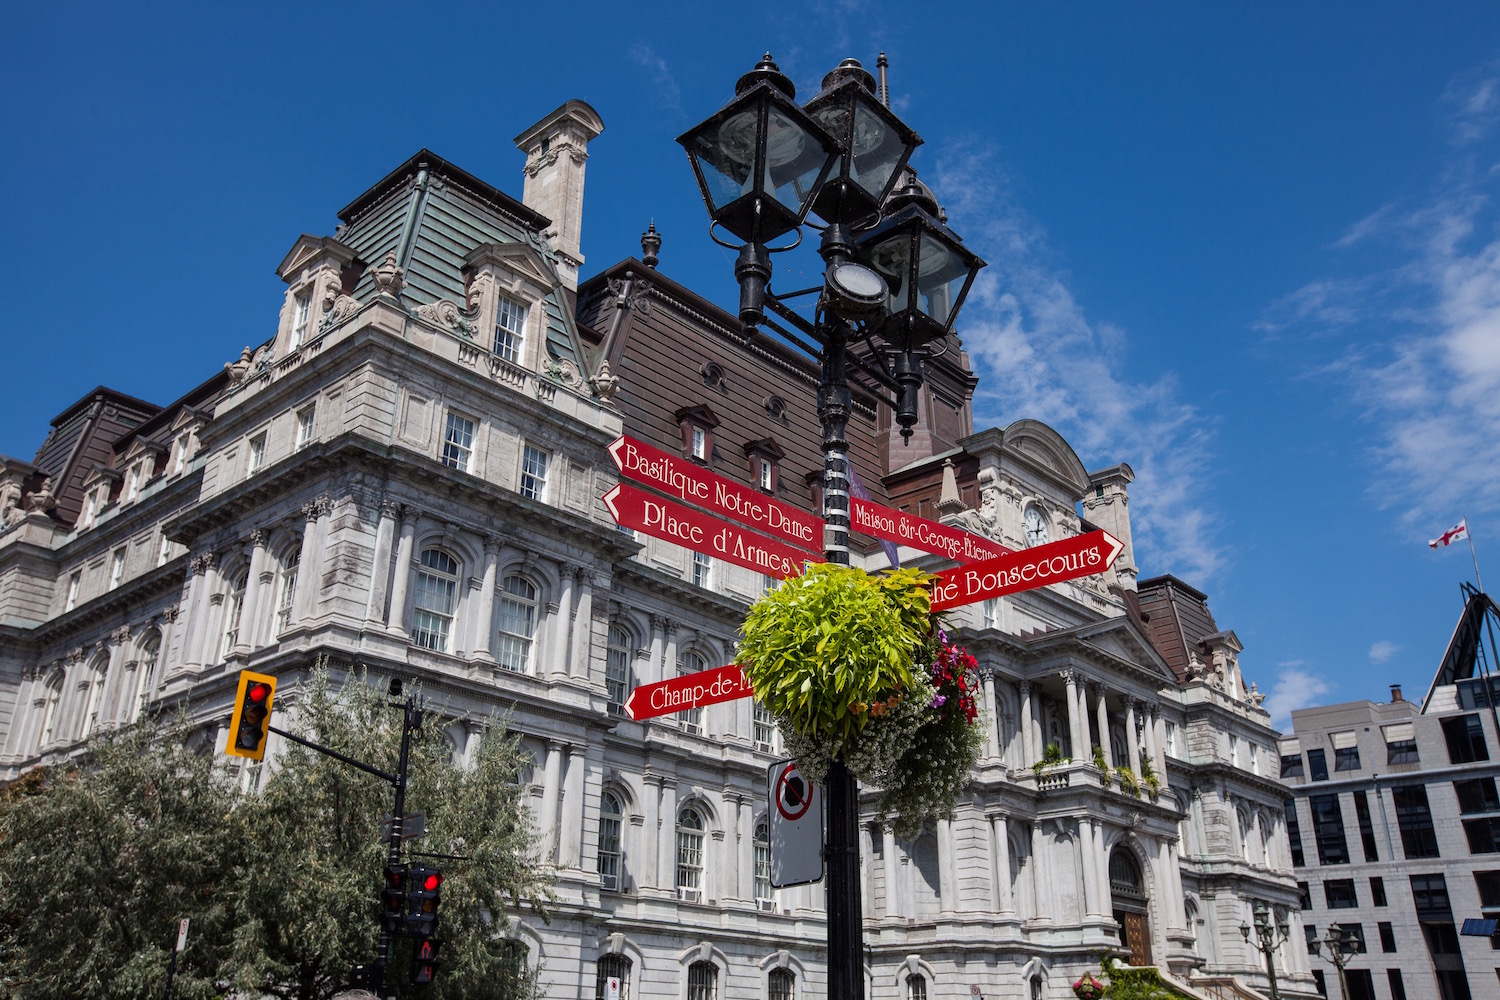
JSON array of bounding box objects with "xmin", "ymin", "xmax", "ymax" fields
[
  {"xmin": 876, "ymin": 51, "xmax": 890, "ymax": 108},
  {"xmin": 641, "ymin": 220, "xmax": 661, "ymax": 269}
]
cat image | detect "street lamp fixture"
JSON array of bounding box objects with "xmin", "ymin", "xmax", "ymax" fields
[
  {"xmin": 1308, "ymin": 922, "xmax": 1359, "ymax": 1000},
  {"xmin": 1239, "ymin": 901, "xmax": 1293, "ymax": 1000},
  {"xmin": 677, "ymin": 52, "xmax": 985, "ymax": 1000}
]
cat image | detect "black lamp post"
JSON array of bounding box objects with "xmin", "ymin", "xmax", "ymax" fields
[
  {"xmin": 678, "ymin": 53, "xmax": 984, "ymax": 1000},
  {"xmin": 1239, "ymin": 901, "xmax": 1292, "ymax": 1000},
  {"xmin": 1308, "ymin": 923, "xmax": 1358, "ymax": 1000}
]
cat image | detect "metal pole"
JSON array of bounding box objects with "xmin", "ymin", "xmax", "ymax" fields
[
  {"xmin": 1258, "ymin": 928, "xmax": 1280, "ymax": 1000},
  {"xmin": 162, "ymin": 944, "xmax": 178, "ymax": 1000},
  {"xmin": 818, "ymin": 320, "xmax": 863, "ymax": 1000},
  {"xmin": 372, "ymin": 694, "xmax": 418, "ymax": 1000}
]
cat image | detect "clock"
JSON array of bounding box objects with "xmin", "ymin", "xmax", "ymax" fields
[{"xmin": 1024, "ymin": 506, "xmax": 1049, "ymax": 547}]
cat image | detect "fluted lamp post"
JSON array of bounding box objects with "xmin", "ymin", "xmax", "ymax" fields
[
  {"xmin": 1239, "ymin": 901, "xmax": 1292, "ymax": 1000},
  {"xmin": 678, "ymin": 53, "xmax": 984, "ymax": 1000},
  {"xmin": 1307, "ymin": 923, "xmax": 1359, "ymax": 1000}
]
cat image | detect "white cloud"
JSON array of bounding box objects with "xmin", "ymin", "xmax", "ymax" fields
[
  {"xmin": 1369, "ymin": 640, "xmax": 1399, "ymax": 664},
  {"xmin": 1262, "ymin": 662, "xmax": 1334, "ymax": 730},
  {"xmin": 932, "ymin": 145, "xmax": 1225, "ymax": 584},
  {"xmin": 628, "ymin": 44, "xmax": 682, "ymax": 117}
]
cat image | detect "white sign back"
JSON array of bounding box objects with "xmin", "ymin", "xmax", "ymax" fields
[
  {"xmin": 175, "ymin": 917, "xmax": 190, "ymax": 953},
  {"xmin": 767, "ymin": 759, "xmax": 823, "ymax": 888}
]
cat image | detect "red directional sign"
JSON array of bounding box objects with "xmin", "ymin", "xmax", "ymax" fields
[
  {"xmin": 851, "ymin": 497, "xmax": 1009, "ymax": 564},
  {"xmin": 608, "ymin": 435, "xmax": 823, "ymax": 553},
  {"xmin": 930, "ymin": 530, "xmax": 1124, "ymax": 611},
  {"xmin": 603, "ymin": 483, "xmax": 821, "ymax": 579},
  {"xmin": 624, "ymin": 663, "xmax": 755, "ymax": 721}
]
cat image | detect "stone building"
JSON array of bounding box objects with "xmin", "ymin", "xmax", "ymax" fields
[
  {"xmin": 1282, "ymin": 586, "xmax": 1500, "ymax": 1000},
  {"xmin": 0, "ymin": 98, "xmax": 1313, "ymax": 1000}
]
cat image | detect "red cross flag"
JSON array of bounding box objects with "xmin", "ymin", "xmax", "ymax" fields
[{"xmin": 1430, "ymin": 520, "xmax": 1469, "ymax": 549}]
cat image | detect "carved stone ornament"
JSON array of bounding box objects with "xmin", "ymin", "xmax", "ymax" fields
[
  {"xmin": 162, "ymin": 604, "xmax": 180, "ymax": 623},
  {"xmin": 1248, "ymin": 681, "xmax": 1265, "ymax": 708},
  {"xmin": 542, "ymin": 357, "xmax": 584, "ymax": 388},
  {"xmin": 606, "ymin": 273, "xmax": 653, "ymax": 317},
  {"xmin": 67, "ymin": 646, "xmax": 85, "ymax": 665},
  {"xmin": 370, "ymin": 250, "xmax": 406, "ymax": 299},
  {"xmin": 588, "ymin": 359, "xmax": 621, "ymax": 403},
  {"xmin": 413, "ymin": 298, "xmax": 476, "ymax": 339},
  {"xmin": 111, "ymin": 625, "xmax": 133, "ymax": 645},
  {"xmin": 224, "ymin": 346, "xmax": 255, "ymax": 385},
  {"xmin": 24, "ymin": 477, "xmax": 57, "ymax": 516},
  {"xmin": 321, "ymin": 286, "xmax": 361, "ymax": 332}
]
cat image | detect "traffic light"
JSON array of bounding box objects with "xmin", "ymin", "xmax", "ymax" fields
[
  {"xmin": 405, "ymin": 865, "xmax": 443, "ymax": 937},
  {"xmin": 380, "ymin": 864, "xmax": 408, "ymax": 934},
  {"xmin": 224, "ymin": 670, "xmax": 277, "ymax": 760},
  {"xmin": 411, "ymin": 936, "xmax": 443, "ymax": 986}
]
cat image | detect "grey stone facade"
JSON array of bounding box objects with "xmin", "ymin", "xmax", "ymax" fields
[{"xmin": 0, "ymin": 100, "xmax": 1314, "ymax": 1000}]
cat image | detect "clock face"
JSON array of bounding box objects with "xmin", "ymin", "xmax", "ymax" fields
[{"xmin": 1024, "ymin": 507, "xmax": 1049, "ymax": 547}]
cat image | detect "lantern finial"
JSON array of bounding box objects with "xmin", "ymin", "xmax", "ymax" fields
[{"xmin": 736, "ymin": 53, "xmax": 795, "ymax": 97}]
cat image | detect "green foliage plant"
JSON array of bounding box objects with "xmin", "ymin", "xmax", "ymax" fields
[
  {"xmin": 1093, "ymin": 745, "xmax": 1110, "ymax": 784},
  {"xmin": 1139, "ymin": 758, "xmax": 1161, "ymax": 796},
  {"xmin": 1032, "ymin": 741, "xmax": 1066, "ymax": 778},
  {"xmin": 1095, "ymin": 953, "xmax": 1191, "ymax": 999},
  {"xmin": 1115, "ymin": 765, "xmax": 1141, "ymax": 798}
]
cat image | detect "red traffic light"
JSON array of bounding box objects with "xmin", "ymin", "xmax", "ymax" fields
[
  {"xmin": 423, "ymin": 873, "xmax": 442, "ymax": 891},
  {"xmin": 225, "ymin": 671, "xmax": 277, "ymax": 761},
  {"xmin": 249, "ymin": 683, "xmax": 269, "ymax": 703}
]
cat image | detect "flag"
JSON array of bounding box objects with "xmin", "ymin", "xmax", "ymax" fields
[{"xmin": 1430, "ymin": 519, "xmax": 1469, "ymax": 549}]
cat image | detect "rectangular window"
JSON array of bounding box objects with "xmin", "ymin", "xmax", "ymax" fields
[
  {"xmin": 1309, "ymin": 793, "xmax": 1350, "ymax": 865},
  {"xmin": 295, "ymin": 406, "xmax": 315, "ymax": 450},
  {"xmin": 109, "ymin": 548, "xmax": 126, "ymax": 589},
  {"xmin": 691, "ymin": 551, "xmax": 712, "ymax": 589},
  {"xmin": 1338, "ymin": 923, "xmax": 1368, "ymax": 954},
  {"xmin": 1165, "ymin": 721, "xmax": 1177, "ymax": 757},
  {"xmin": 65, "ymin": 571, "xmax": 81, "ymax": 612},
  {"xmin": 1476, "ymin": 871, "xmax": 1500, "ymax": 948},
  {"xmin": 1286, "ymin": 797, "xmax": 1307, "ymax": 868},
  {"xmin": 493, "ymin": 296, "xmax": 526, "ymax": 363},
  {"xmin": 1250, "ymin": 742, "xmax": 1260, "ymax": 773},
  {"xmin": 691, "ymin": 425, "xmax": 707, "ymax": 460},
  {"xmin": 1281, "ymin": 753, "xmax": 1305, "ymax": 777},
  {"xmin": 759, "ymin": 458, "xmax": 773, "ymax": 491},
  {"xmin": 1386, "ymin": 970, "xmax": 1406, "ymax": 1000},
  {"xmin": 1305, "ymin": 924, "xmax": 1318, "ymax": 955},
  {"xmin": 80, "ymin": 487, "xmax": 99, "ymax": 529},
  {"xmin": 1383, "ymin": 722, "xmax": 1418, "ymax": 764},
  {"xmin": 1392, "ymin": 784, "xmax": 1440, "ymax": 858},
  {"xmin": 1353, "ymin": 790, "xmax": 1379, "ymax": 862},
  {"xmin": 754, "ymin": 703, "xmax": 777, "ymax": 750},
  {"xmin": 1378, "ymin": 921, "xmax": 1396, "ymax": 953},
  {"xmin": 1307, "ymin": 748, "xmax": 1330, "ymax": 781},
  {"xmin": 1342, "ymin": 969, "xmax": 1374, "ymax": 1000},
  {"xmin": 1458, "ymin": 777, "xmax": 1500, "ymax": 814},
  {"xmin": 1334, "ymin": 746, "xmax": 1361, "ymax": 771},
  {"xmin": 1442, "ymin": 713, "xmax": 1489, "ymax": 764},
  {"xmin": 1370, "ymin": 876, "xmax": 1387, "ymax": 906},
  {"xmin": 1410, "ymin": 873, "xmax": 1453, "ymax": 920},
  {"xmin": 173, "ymin": 432, "xmax": 190, "ymax": 474},
  {"xmin": 157, "ymin": 534, "xmax": 172, "ymax": 567},
  {"xmin": 1311, "ymin": 970, "xmax": 1325, "ymax": 997},
  {"xmin": 441, "ymin": 412, "xmax": 475, "ymax": 472},
  {"xmin": 1298, "ymin": 881, "xmax": 1312, "ymax": 909},
  {"xmin": 1464, "ymin": 815, "xmax": 1500, "ymax": 853},
  {"xmin": 1324, "ymin": 879, "xmax": 1358, "ymax": 909},
  {"xmin": 125, "ymin": 462, "xmax": 143, "ymax": 502},
  {"xmin": 1230, "ymin": 734, "xmax": 1239, "ymax": 767},
  {"xmin": 247, "ymin": 433, "xmax": 266, "ymax": 475},
  {"xmin": 291, "ymin": 291, "xmax": 311, "ymax": 348},
  {"xmin": 520, "ymin": 444, "xmax": 550, "ymax": 501},
  {"xmin": 1457, "ymin": 675, "xmax": 1500, "ymax": 709}
]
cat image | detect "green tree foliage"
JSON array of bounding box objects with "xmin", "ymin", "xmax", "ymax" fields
[{"xmin": 0, "ymin": 669, "xmax": 551, "ymax": 1000}]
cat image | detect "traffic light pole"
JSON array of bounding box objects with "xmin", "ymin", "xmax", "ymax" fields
[{"xmin": 371, "ymin": 694, "xmax": 421, "ymax": 1000}]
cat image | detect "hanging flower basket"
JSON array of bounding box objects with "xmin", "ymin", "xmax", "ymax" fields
[
  {"xmin": 736, "ymin": 564, "xmax": 985, "ymax": 840},
  {"xmin": 1072, "ymin": 973, "xmax": 1106, "ymax": 1000}
]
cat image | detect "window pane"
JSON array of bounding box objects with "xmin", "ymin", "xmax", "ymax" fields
[
  {"xmin": 598, "ymin": 792, "xmax": 622, "ymax": 888},
  {"xmin": 1442, "ymin": 714, "xmax": 1489, "ymax": 764},
  {"xmin": 495, "ymin": 297, "xmax": 526, "ymax": 363},
  {"xmin": 1309, "ymin": 794, "xmax": 1349, "ymax": 865},
  {"xmin": 596, "ymin": 955, "xmax": 631, "ymax": 1000},
  {"xmin": 1334, "ymin": 746, "xmax": 1361, "ymax": 771},
  {"xmin": 1370, "ymin": 876, "xmax": 1387, "ymax": 906},
  {"xmin": 677, "ymin": 808, "xmax": 705, "ymax": 892},
  {"xmin": 1280, "ymin": 754, "xmax": 1305, "ymax": 777},
  {"xmin": 606, "ymin": 626, "xmax": 631, "ymax": 713},
  {"xmin": 1456, "ymin": 777, "xmax": 1500, "ymax": 814},
  {"xmin": 521, "ymin": 445, "xmax": 550, "ymax": 501},
  {"xmin": 679, "ymin": 653, "xmax": 705, "ymax": 733},
  {"xmin": 442, "ymin": 413, "xmax": 475, "ymax": 471},
  {"xmin": 1392, "ymin": 785, "xmax": 1440, "ymax": 859},
  {"xmin": 413, "ymin": 550, "xmax": 458, "ymax": 652},
  {"xmin": 1325, "ymin": 879, "xmax": 1358, "ymax": 908},
  {"xmin": 1307, "ymin": 748, "xmax": 1329, "ymax": 781},
  {"xmin": 754, "ymin": 819, "xmax": 771, "ymax": 900},
  {"xmin": 687, "ymin": 962, "xmax": 717, "ymax": 1000},
  {"xmin": 1286, "ymin": 798, "xmax": 1306, "ymax": 868},
  {"xmin": 1353, "ymin": 791, "xmax": 1379, "ymax": 862},
  {"xmin": 768, "ymin": 969, "xmax": 794, "ymax": 1000},
  {"xmin": 497, "ymin": 576, "xmax": 537, "ymax": 672},
  {"xmin": 276, "ymin": 549, "xmax": 300, "ymax": 633}
]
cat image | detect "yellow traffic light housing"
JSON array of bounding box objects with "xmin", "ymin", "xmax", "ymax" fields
[{"xmin": 225, "ymin": 670, "xmax": 277, "ymax": 760}]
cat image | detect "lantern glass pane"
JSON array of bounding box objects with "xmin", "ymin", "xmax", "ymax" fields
[
  {"xmin": 867, "ymin": 229, "xmax": 913, "ymax": 315},
  {"xmin": 848, "ymin": 101, "xmax": 906, "ymax": 201},
  {"xmin": 917, "ymin": 230, "xmax": 971, "ymax": 326},
  {"xmin": 764, "ymin": 106, "xmax": 830, "ymax": 218},
  {"xmin": 688, "ymin": 108, "xmax": 762, "ymax": 213}
]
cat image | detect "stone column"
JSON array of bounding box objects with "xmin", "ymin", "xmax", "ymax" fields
[
  {"xmin": 883, "ymin": 826, "xmax": 901, "ymax": 919},
  {"xmin": 1095, "ymin": 685, "xmax": 1113, "ymax": 768},
  {"xmin": 1125, "ymin": 699, "xmax": 1140, "ymax": 771},
  {"xmin": 386, "ymin": 509, "xmax": 417, "ymax": 632},
  {"xmin": 471, "ymin": 537, "xmax": 500, "ymax": 662},
  {"xmin": 991, "ymin": 814, "xmax": 1014, "ymax": 916},
  {"xmin": 641, "ymin": 774, "xmax": 661, "ymax": 890},
  {"xmin": 365, "ymin": 499, "xmax": 398, "ymax": 624},
  {"xmin": 658, "ymin": 780, "xmax": 678, "ymax": 894},
  {"xmin": 1018, "ymin": 680, "xmax": 1035, "ymax": 768},
  {"xmin": 291, "ymin": 499, "xmax": 324, "ymax": 624},
  {"xmin": 98, "ymin": 626, "xmax": 131, "ymax": 726},
  {"xmin": 237, "ymin": 529, "xmax": 269, "ymax": 653},
  {"xmin": 1142, "ymin": 703, "xmax": 1160, "ymax": 778},
  {"xmin": 462, "ymin": 721, "xmax": 484, "ymax": 767},
  {"xmin": 1152, "ymin": 708, "xmax": 1169, "ymax": 777},
  {"xmin": 980, "ymin": 667, "xmax": 1000, "ymax": 761},
  {"xmin": 560, "ymin": 744, "xmax": 585, "ymax": 867},
  {"xmin": 737, "ymin": 795, "xmax": 754, "ymax": 902},
  {"xmin": 539, "ymin": 741, "xmax": 563, "ymax": 862},
  {"xmin": 1079, "ymin": 818, "xmax": 1100, "ymax": 917},
  {"xmin": 1063, "ymin": 670, "xmax": 1083, "ymax": 758},
  {"xmin": 1031, "ymin": 821, "xmax": 1051, "ymax": 922},
  {"xmin": 549, "ymin": 568, "xmax": 575, "ymax": 678},
  {"xmin": 647, "ymin": 616, "xmax": 666, "ymax": 687},
  {"xmin": 571, "ymin": 568, "xmax": 594, "ymax": 679},
  {"xmin": 183, "ymin": 553, "xmax": 216, "ymax": 668},
  {"xmin": 937, "ymin": 818, "xmax": 956, "ymax": 913}
]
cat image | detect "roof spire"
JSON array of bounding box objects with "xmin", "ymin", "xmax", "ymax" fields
[
  {"xmin": 876, "ymin": 51, "xmax": 890, "ymax": 108},
  {"xmin": 641, "ymin": 220, "xmax": 661, "ymax": 269}
]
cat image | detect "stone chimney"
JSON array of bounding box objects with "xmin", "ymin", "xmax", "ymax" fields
[
  {"xmin": 1083, "ymin": 463, "xmax": 1137, "ymax": 590},
  {"xmin": 514, "ymin": 100, "xmax": 604, "ymax": 291}
]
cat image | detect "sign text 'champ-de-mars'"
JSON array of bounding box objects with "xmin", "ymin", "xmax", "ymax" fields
[{"xmin": 624, "ymin": 664, "xmax": 755, "ymax": 721}]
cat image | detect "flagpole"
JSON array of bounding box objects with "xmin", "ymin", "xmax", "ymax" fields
[{"xmin": 1467, "ymin": 515, "xmax": 1485, "ymax": 593}]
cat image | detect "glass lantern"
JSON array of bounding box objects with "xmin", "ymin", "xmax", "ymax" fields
[
  {"xmin": 857, "ymin": 201, "xmax": 985, "ymax": 351},
  {"xmin": 802, "ymin": 58, "xmax": 921, "ymax": 226}
]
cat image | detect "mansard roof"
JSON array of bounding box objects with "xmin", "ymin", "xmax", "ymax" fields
[
  {"xmin": 1136, "ymin": 574, "xmax": 1219, "ymax": 683},
  {"xmin": 30, "ymin": 386, "xmax": 160, "ymax": 525}
]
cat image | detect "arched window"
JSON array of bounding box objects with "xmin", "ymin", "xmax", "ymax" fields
[
  {"xmin": 497, "ymin": 575, "xmax": 537, "ymax": 671},
  {"xmin": 132, "ymin": 636, "xmax": 160, "ymax": 723},
  {"xmin": 77, "ymin": 657, "xmax": 108, "ymax": 740},
  {"xmin": 37, "ymin": 672, "xmax": 63, "ymax": 751},
  {"xmin": 274, "ymin": 548, "xmax": 300, "ymax": 634},
  {"xmin": 676, "ymin": 806, "xmax": 705, "ymax": 897},
  {"xmin": 499, "ymin": 939, "xmax": 528, "ymax": 982},
  {"xmin": 598, "ymin": 791, "xmax": 622, "ymax": 891},
  {"xmin": 606, "ymin": 625, "xmax": 631, "ymax": 714},
  {"xmin": 768, "ymin": 968, "xmax": 794, "ymax": 1000},
  {"xmin": 596, "ymin": 954, "xmax": 631, "ymax": 1000},
  {"xmin": 907, "ymin": 974, "xmax": 927, "ymax": 1000},
  {"xmin": 222, "ymin": 570, "xmax": 247, "ymax": 658},
  {"xmin": 754, "ymin": 817, "xmax": 772, "ymax": 901},
  {"xmin": 687, "ymin": 961, "xmax": 717, "ymax": 1000},
  {"xmin": 412, "ymin": 549, "xmax": 460, "ymax": 651},
  {"xmin": 679, "ymin": 651, "xmax": 705, "ymax": 735}
]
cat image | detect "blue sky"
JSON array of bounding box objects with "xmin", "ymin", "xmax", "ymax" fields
[{"xmin": 5, "ymin": 2, "xmax": 1500, "ymax": 726}]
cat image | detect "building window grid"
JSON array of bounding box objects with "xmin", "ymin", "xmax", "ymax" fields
[
  {"xmin": 1352, "ymin": 791, "xmax": 1379, "ymax": 862},
  {"xmin": 109, "ymin": 548, "xmax": 126, "ymax": 590},
  {"xmin": 1307, "ymin": 747, "xmax": 1330, "ymax": 781},
  {"xmin": 291, "ymin": 291, "xmax": 311, "ymax": 348},
  {"xmin": 174, "ymin": 432, "xmax": 190, "ymax": 474},
  {"xmin": 1377, "ymin": 921, "xmax": 1396, "ymax": 953},
  {"xmin": 687, "ymin": 962, "xmax": 717, "ymax": 1000},
  {"xmin": 1391, "ymin": 784, "xmax": 1440, "ymax": 859},
  {"xmin": 597, "ymin": 792, "xmax": 622, "ymax": 890},
  {"xmin": 1386, "ymin": 970, "xmax": 1407, "ymax": 1000},
  {"xmin": 1286, "ymin": 797, "xmax": 1307, "ymax": 868},
  {"xmin": 1466, "ymin": 814, "xmax": 1500, "ymax": 853},
  {"xmin": 441, "ymin": 412, "xmax": 476, "ymax": 472},
  {"xmin": 1457, "ymin": 777, "xmax": 1500, "ymax": 814},
  {"xmin": 605, "ymin": 626, "xmax": 631, "ymax": 714},
  {"xmin": 295, "ymin": 406, "xmax": 315, "ymax": 450},
  {"xmin": 596, "ymin": 955, "xmax": 631, "ymax": 1000},
  {"xmin": 520, "ymin": 444, "xmax": 550, "ymax": 501},
  {"xmin": 692, "ymin": 551, "xmax": 713, "ymax": 589},
  {"xmin": 412, "ymin": 549, "xmax": 460, "ymax": 652},
  {"xmin": 1309, "ymin": 793, "xmax": 1350, "ymax": 866},
  {"xmin": 133, "ymin": 638, "xmax": 159, "ymax": 723},
  {"xmin": 247, "ymin": 433, "xmax": 266, "ymax": 475},
  {"xmin": 1370, "ymin": 876, "xmax": 1387, "ymax": 906},
  {"xmin": 275, "ymin": 549, "xmax": 300, "ymax": 634},
  {"xmin": 1334, "ymin": 746, "xmax": 1361, "ymax": 772},
  {"xmin": 496, "ymin": 576, "xmax": 537, "ymax": 672},
  {"xmin": 676, "ymin": 808, "xmax": 705, "ymax": 894},
  {"xmin": 65, "ymin": 571, "xmax": 81, "ymax": 612},
  {"xmin": 679, "ymin": 653, "xmax": 705, "ymax": 734},
  {"xmin": 691, "ymin": 426, "xmax": 707, "ymax": 461},
  {"xmin": 1325, "ymin": 879, "xmax": 1358, "ymax": 909},
  {"xmin": 1386, "ymin": 738, "xmax": 1419, "ymax": 764},
  {"xmin": 754, "ymin": 818, "xmax": 772, "ymax": 901},
  {"xmin": 222, "ymin": 573, "xmax": 247, "ymax": 658},
  {"xmin": 768, "ymin": 969, "xmax": 794, "ymax": 1000},
  {"xmin": 1442, "ymin": 713, "xmax": 1489, "ymax": 764},
  {"xmin": 754, "ymin": 702, "xmax": 777, "ymax": 749},
  {"xmin": 494, "ymin": 296, "xmax": 526, "ymax": 363},
  {"xmin": 907, "ymin": 974, "xmax": 928, "ymax": 1000}
]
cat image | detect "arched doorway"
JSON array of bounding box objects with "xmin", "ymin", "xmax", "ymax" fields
[{"xmin": 1110, "ymin": 847, "xmax": 1152, "ymax": 966}]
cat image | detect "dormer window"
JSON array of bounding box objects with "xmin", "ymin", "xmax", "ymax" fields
[
  {"xmin": 80, "ymin": 489, "xmax": 99, "ymax": 530},
  {"xmin": 759, "ymin": 459, "xmax": 773, "ymax": 490},
  {"xmin": 173, "ymin": 432, "xmax": 191, "ymax": 475},
  {"xmin": 692, "ymin": 427, "xmax": 707, "ymax": 460},
  {"xmin": 744, "ymin": 438, "xmax": 784, "ymax": 494},
  {"xmin": 494, "ymin": 296, "xmax": 527, "ymax": 364},
  {"xmin": 290, "ymin": 291, "xmax": 312, "ymax": 349},
  {"xmin": 675, "ymin": 405, "xmax": 719, "ymax": 466},
  {"xmin": 124, "ymin": 462, "xmax": 145, "ymax": 503}
]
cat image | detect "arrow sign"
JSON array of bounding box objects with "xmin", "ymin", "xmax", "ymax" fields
[
  {"xmin": 603, "ymin": 483, "xmax": 821, "ymax": 579},
  {"xmin": 608, "ymin": 435, "xmax": 823, "ymax": 553},
  {"xmin": 930, "ymin": 530, "xmax": 1124, "ymax": 611},
  {"xmin": 624, "ymin": 663, "xmax": 755, "ymax": 721},
  {"xmin": 851, "ymin": 497, "xmax": 1009, "ymax": 564}
]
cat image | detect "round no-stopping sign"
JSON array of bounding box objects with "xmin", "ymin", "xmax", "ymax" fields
[{"xmin": 774, "ymin": 763, "xmax": 812, "ymax": 821}]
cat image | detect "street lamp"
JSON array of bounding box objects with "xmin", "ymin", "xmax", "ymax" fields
[
  {"xmin": 678, "ymin": 53, "xmax": 985, "ymax": 1000},
  {"xmin": 1308, "ymin": 923, "xmax": 1359, "ymax": 1000},
  {"xmin": 1239, "ymin": 901, "xmax": 1292, "ymax": 1000}
]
